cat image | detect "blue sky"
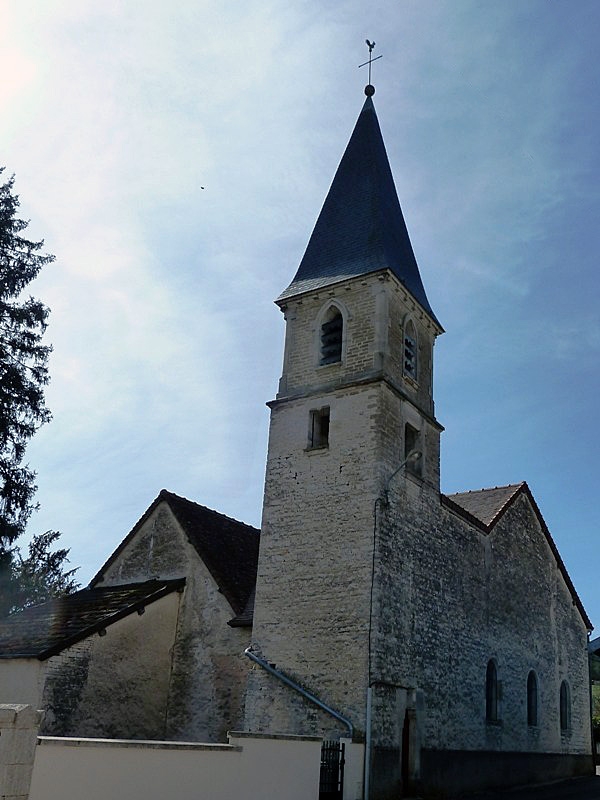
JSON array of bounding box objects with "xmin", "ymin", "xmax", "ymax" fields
[{"xmin": 2, "ymin": 1, "xmax": 599, "ymax": 627}]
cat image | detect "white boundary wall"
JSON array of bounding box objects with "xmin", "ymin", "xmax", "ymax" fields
[{"xmin": 28, "ymin": 731, "xmax": 325, "ymax": 800}]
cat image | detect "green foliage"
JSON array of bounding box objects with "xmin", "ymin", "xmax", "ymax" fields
[
  {"xmin": 0, "ymin": 168, "xmax": 54, "ymax": 591},
  {"xmin": 0, "ymin": 169, "xmax": 54, "ymax": 542},
  {"xmin": 592, "ymin": 682, "xmax": 600, "ymax": 722},
  {"xmin": 2, "ymin": 530, "xmax": 79, "ymax": 616}
]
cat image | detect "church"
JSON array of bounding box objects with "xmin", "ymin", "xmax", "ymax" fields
[{"xmin": 0, "ymin": 83, "xmax": 593, "ymax": 798}]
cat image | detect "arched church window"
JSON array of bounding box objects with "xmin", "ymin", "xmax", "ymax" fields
[
  {"xmin": 527, "ymin": 671, "xmax": 538, "ymax": 727},
  {"xmin": 486, "ymin": 660, "xmax": 499, "ymax": 722},
  {"xmin": 559, "ymin": 680, "xmax": 571, "ymax": 731},
  {"xmin": 320, "ymin": 307, "xmax": 343, "ymax": 365},
  {"xmin": 403, "ymin": 319, "xmax": 418, "ymax": 381}
]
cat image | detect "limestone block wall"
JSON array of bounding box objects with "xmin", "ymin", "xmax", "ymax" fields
[
  {"xmin": 278, "ymin": 276, "xmax": 381, "ymax": 399},
  {"xmin": 385, "ymin": 278, "xmax": 438, "ymax": 418},
  {"xmin": 376, "ymin": 383, "xmax": 440, "ymax": 500},
  {"xmin": 41, "ymin": 591, "xmax": 180, "ymax": 739},
  {"xmin": 246, "ymin": 385, "xmax": 383, "ymax": 738},
  {"xmin": 278, "ymin": 272, "xmax": 439, "ymax": 413},
  {"xmin": 100, "ymin": 504, "xmax": 189, "ymax": 585},
  {"xmin": 99, "ymin": 503, "xmax": 251, "ymax": 742},
  {"xmin": 374, "ymin": 485, "xmax": 591, "ymax": 757},
  {"xmin": 248, "ymin": 272, "xmax": 442, "ymax": 738},
  {"xmin": 0, "ymin": 704, "xmax": 43, "ymax": 800},
  {"xmin": 162, "ymin": 565, "xmax": 250, "ymax": 742}
]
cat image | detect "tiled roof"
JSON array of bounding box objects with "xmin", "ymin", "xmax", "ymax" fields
[
  {"xmin": 442, "ymin": 482, "xmax": 592, "ymax": 631},
  {"xmin": 92, "ymin": 490, "xmax": 260, "ymax": 618},
  {"xmin": 445, "ymin": 483, "xmax": 523, "ymax": 528},
  {"xmin": 0, "ymin": 579, "xmax": 184, "ymax": 660},
  {"xmin": 228, "ymin": 585, "xmax": 255, "ymax": 628},
  {"xmin": 588, "ymin": 635, "xmax": 600, "ymax": 655},
  {"xmin": 278, "ymin": 95, "xmax": 441, "ymax": 329},
  {"xmin": 162, "ymin": 491, "xmax": 259, "ymax": 617}
]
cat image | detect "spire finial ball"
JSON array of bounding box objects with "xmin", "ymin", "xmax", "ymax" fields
[{"xmin": 365, "ymin": 84, "xmax": 375, "ymax": 97}]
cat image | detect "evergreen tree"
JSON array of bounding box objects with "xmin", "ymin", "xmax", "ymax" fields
[
  {"xmin": 3, "ymin": 530, "xmax": 79, "ymax": 615},
  {"xmin": 0, "ymin": 169, "xmax": 54, "ymax": 595}
]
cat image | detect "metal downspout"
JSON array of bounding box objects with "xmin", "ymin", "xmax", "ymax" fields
[
  {"xmin": 244, "ymin": 647, "xmax": 354, "ymax": 738},
  {"xmin": 364, "ymin": 685, "xmax": 373, "ymax": 800}
]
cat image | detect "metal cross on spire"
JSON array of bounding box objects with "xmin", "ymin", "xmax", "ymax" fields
[{"xmin": 358, "ymin": 39, "xmax": 383, "ymax": 96}]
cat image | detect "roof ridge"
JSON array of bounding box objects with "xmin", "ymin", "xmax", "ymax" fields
[
  {"xmin": 446, "ymin": 481, "xmax": 525, "ymax": 497},
  {"xmin": 161, "ymin": 489, "xmax": 259, "ymax": 532},
  {"xmin": 91, "ymin": 489, "xmax": 259, "ymax": 587}
]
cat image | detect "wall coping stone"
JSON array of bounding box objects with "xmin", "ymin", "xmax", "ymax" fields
[
  {"xmin": 229, "ymin": 730, "xmax": 322, "ymax": 742},
  {"xmin": 37, "ymin": 736, "xmax": 240, "ymax": 752}
]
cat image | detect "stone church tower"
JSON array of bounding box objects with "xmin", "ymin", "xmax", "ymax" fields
[
  {"xmin": 245, "ymin": 84, "xmax": 443, "ymax": 769},
  {"xmin": 245, "ymin": 85, "xmax": 592, "ymax": 799}
]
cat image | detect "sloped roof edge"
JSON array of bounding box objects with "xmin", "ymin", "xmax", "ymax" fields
[
  {"xmin": 0, "ymin": 578, "xmax": 185, "ymax": 661},
  {"xmin": 161, "ymin": 490, "xmax": 259, "ymax": 616},
  {"xmin": 91, "ymin": 489, "xmax": 259, "ymax": 617},
  {"xmin": 442, "ymin": 482, "xmax": 592, "ymax": 631},
  {"xmin": 276, "ymin": 268, "xmax": 443, "ymax": 335},
  {"xmin": 278, "ymin": 95, "xmax": 441, "ymax": 328}
]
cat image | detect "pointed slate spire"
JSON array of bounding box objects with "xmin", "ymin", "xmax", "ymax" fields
[{"xmin": 279, "ymin": 94, "xmax": 440, "ymax": 328}]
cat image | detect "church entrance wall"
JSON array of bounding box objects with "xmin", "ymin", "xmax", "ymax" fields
[{"xmin": 369, "ymin": 684, "xmax": 424, "ymax": 799}]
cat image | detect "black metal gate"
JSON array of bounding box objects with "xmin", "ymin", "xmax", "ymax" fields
[{"xmin": 319, "ymin": 740, "xmax": 345, "ymax": 799}]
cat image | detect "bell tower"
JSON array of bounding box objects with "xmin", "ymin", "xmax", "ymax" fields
[{"xmin": 244, "ymin": 86, "xmax": 443, "ymax": 744}]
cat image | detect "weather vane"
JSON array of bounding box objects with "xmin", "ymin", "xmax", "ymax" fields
[{"xmin": 358, "ymin": 39, "xmax": 383, "ymax": 95}]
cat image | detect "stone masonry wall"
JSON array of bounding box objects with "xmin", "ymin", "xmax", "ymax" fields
[
  {"xmin": 105, "ymin": 503, "xmax": 250, "ymax": 742},
  {"xmin": 247, "ymin": 273, "xmax": 442, "ymax": 740},
  {"xmin": 41, "ymin": 503, "xmax": 250, "ymax": 743},
  {"xmin": 246, "ymin": 385, "xmax": 380, "ymax": 739},
  {"xmin": 100, "ymin": 503, "xmax": 250, "ymax": 742},
  {"xmin": 248, "ymin": 269, "xmax": 589, "ymax": 771},
  {"xmin": 278, "ymin": 276, "xmax": 382, "ymax": 399},
  {"xmin": 375, "ymin": 480, "xmax": 591, "ymax": 757},
  {"xmin": 163, "ymin": 562, "xmax": 250, "ymax": 743},
  {"xmin": 0, "ymin": 704, "xmax": 43, "ymax": 800},
  {"xmin": 41, "ymin": 593, "xmax": 179, "ymax": 739},
  {"xmin": 278, "ymin": 272, "xmax": 439, "ymax": 414},
  {"xmin": 385, "ymin": 278, "xmax": 438, "ymax": 418}
]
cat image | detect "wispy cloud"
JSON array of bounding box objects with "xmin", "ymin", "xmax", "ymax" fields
[{"xmin": 2, "ymin": 0, "xmax": 599, "ymax": 624}]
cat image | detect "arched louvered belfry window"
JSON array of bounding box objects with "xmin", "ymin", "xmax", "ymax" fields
[
  {"xmin": 320, "ymin": 306, "xmax": 343, "ymax": 365},
  {"xmin": 403, "ymin": 319, "xmax": 418, "ymax": 381},
  {"xmin": 560, "ymin": 680, "xmax": 571, "ymax": 732},
  {"xmin": 527, "ymin": 671, "xmax": 538, "ymax": 727},
  {"xmin": 486, "ymin": 660, "xmax": 498, "ymax": 722}
]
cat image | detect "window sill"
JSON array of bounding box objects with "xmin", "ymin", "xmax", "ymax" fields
[
  {"xmin": 317, "ymin": 361, "xmax": 342, "ymax": 370},
  {"xmin": 305, "ymin": 445, "xmax": 329, "ymax": 454},
  {"xmin": 405, "ymin": 469, "xmax": 424, "ymax": 484}
]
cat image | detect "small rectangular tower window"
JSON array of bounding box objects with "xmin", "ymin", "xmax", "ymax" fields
[
  {"xmin": 404, "ymin": 423, "xmax": 422, "ymax": 476},
  {"xmin": 308, "ymin": 407, "xmax": 330, "ymax": 449}
]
